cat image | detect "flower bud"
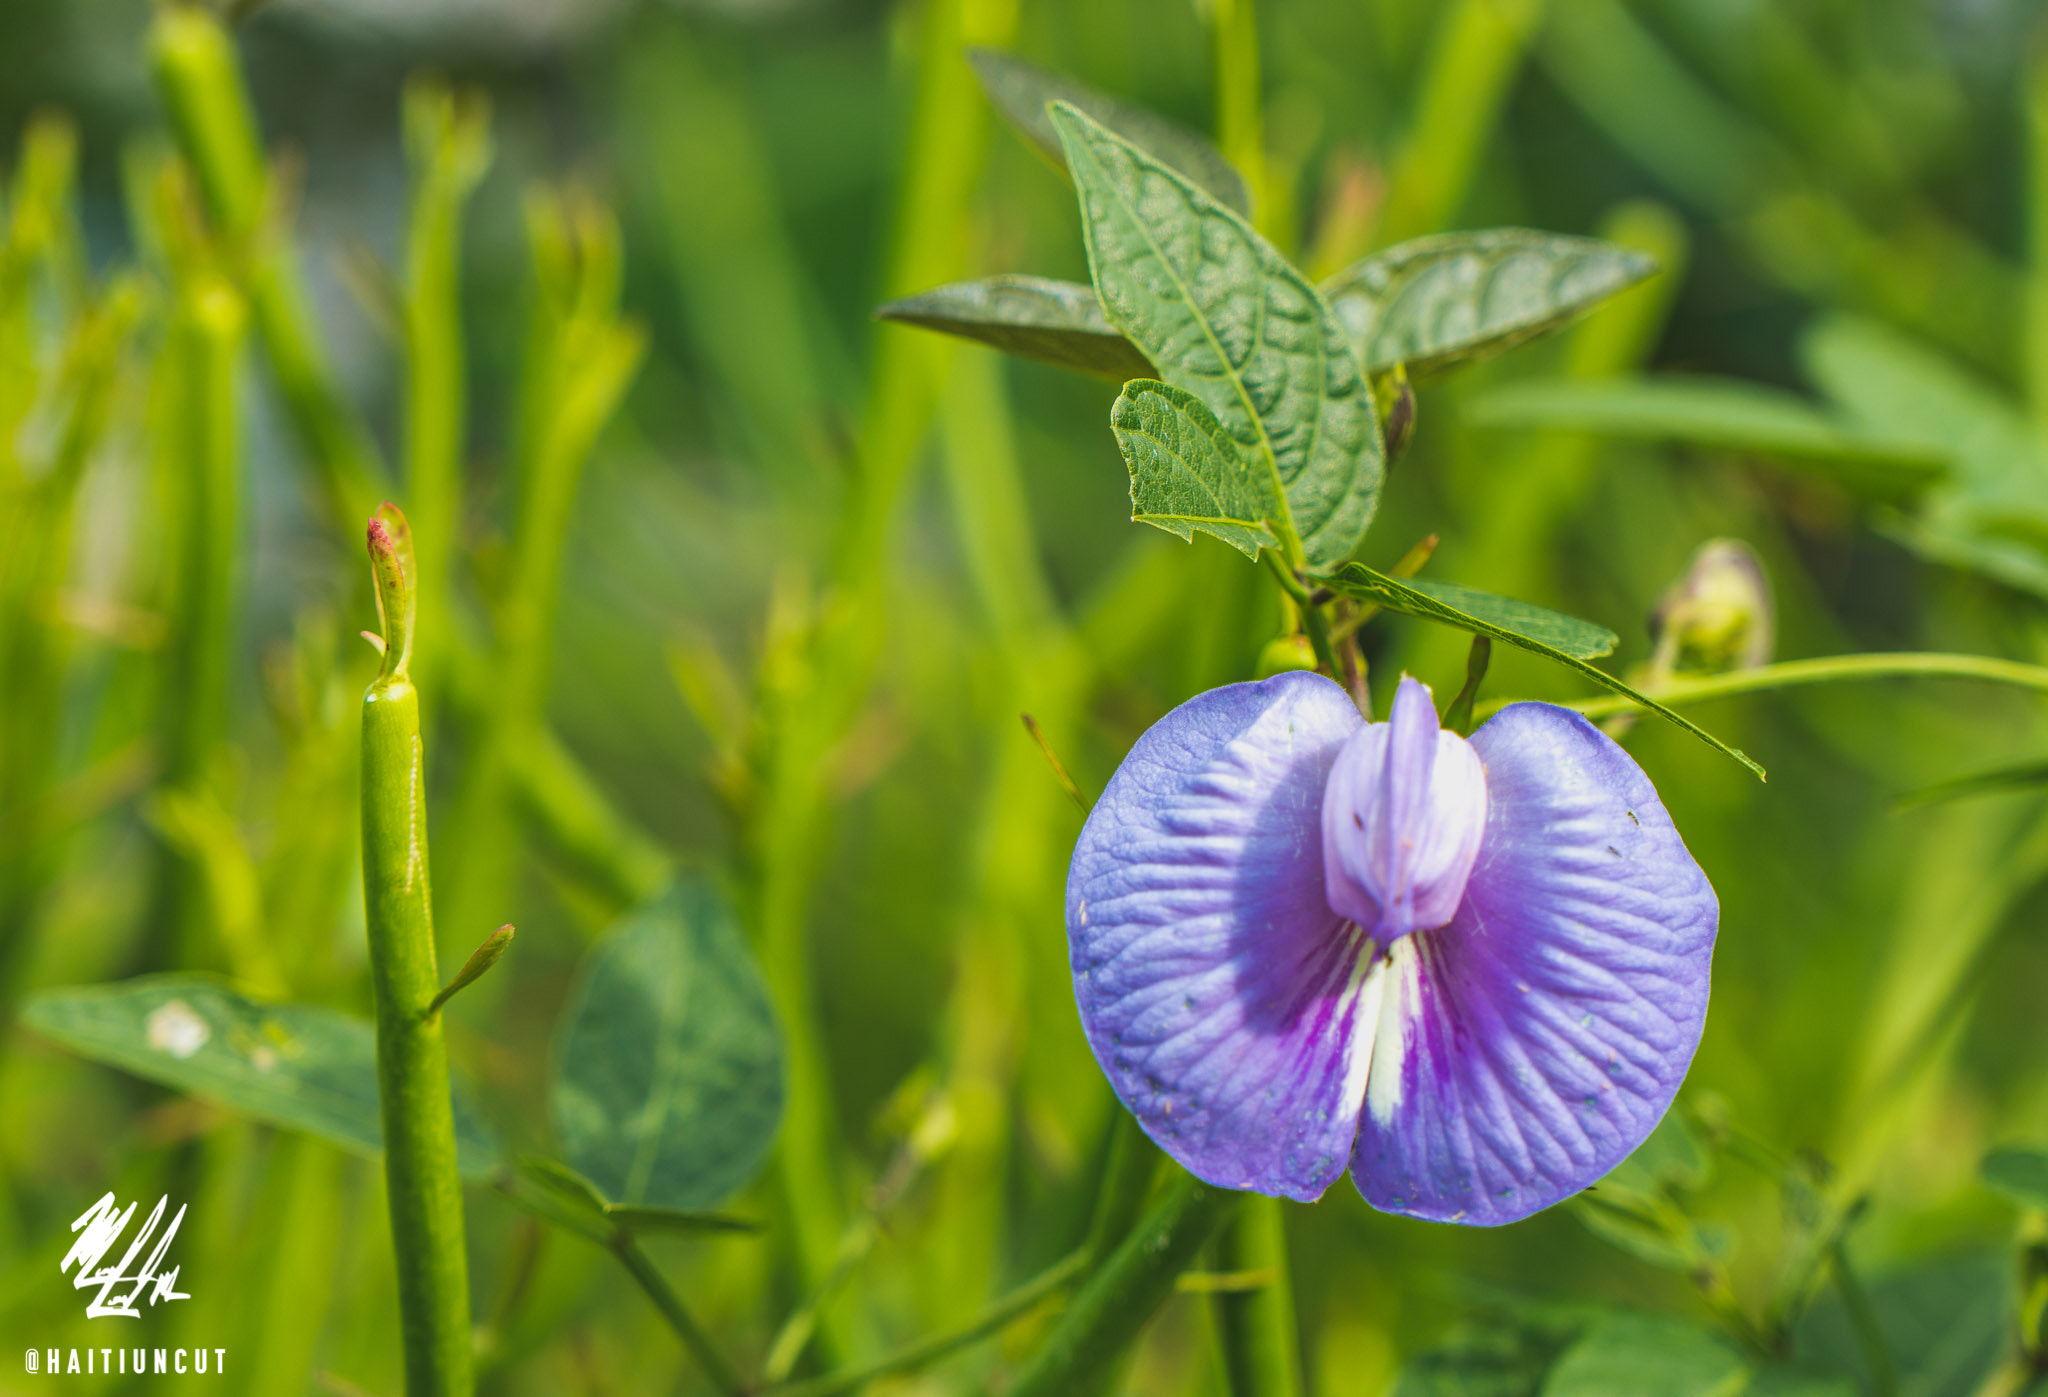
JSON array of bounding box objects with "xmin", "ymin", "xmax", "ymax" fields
[
  {"xmin": 1650, "ymin": 538, "xmax": 1773, "ymax": 676},
  {"xmin": 1321, "ymin": 677, "xmax": 1487, "ymax": 945}
]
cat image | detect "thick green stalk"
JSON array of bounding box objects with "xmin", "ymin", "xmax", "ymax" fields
[
  {"xmin": 149, "ymin": 273, "xmax": 246, "ymax": 964},
  {"xmin": 1210, "ymin": 0, "xmax": 1269, "ymax": 236},
  {"xmin": 1375, "ymin": 0, "xmax": 1546, "ymax": 246},
  {"xmin": 441, "ymin": 191, "xmax": 644, "ymax": 959},
  {"xmin": 2027, "ymin": 45, "xmax": 2048, "ymax": 430},
  {"xmin": 1209, "ymin": 1196, "xmax": 1301, "ymax": 1397},
  {"xmin": 1511, "ymin": 651, "xmax": 2048, "ymax": 721},
  {"xmin": 749, "ymin": 0, "xmax": 1014, "ymax": 1363},
  {"xmin": 1007, "ymin": 1171, "xmax": 1238, "ymax": 1397},
  {"xmin": 150, "ymin": 5, "xmax": 384, "ymax": 532},
  {"xmin": 401, "ymin": 78, "xmax": 491, "ymax": 697},
  {"xmin": 360, "ymin": 505, "xmax": 474, "ymax": 1397}
]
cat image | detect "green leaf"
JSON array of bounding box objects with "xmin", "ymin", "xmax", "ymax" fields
[
  {"xmin": 1398, "ymin": 577, "xmax": 1617, "ymax": 660},
  {"xmin": 1324, "ymin": 229, "xmax": 1656, "ymax": 380},
  {"xmin": 1110, "ymin": 379, "xmax": 1281, "ymax": 558},
  {"xmin": 1983, "ymin": 1145, "xmax": 2048, "ymax": 1210},
  {"xmin": 20, "ymin": 975, "xmax": 502, "ymax": 1181},
  {"xmin": 1600, "ymin": 1110, "xmax": 1712, "ymax": 1195},
  {"xmin": 1803, "ymin": 315, "xmax": 2048, "ymax": 596},
  {"xmin": 1465, "ymin": 377, "xmax": 1949, "ymax": 503},
  {"xmin": 514, "ymin": 1155, "xmax": 761, "ymax": 1237},
  {"xmin": 1319, "ymin": 564, "xmax": 1763, "ymax": 779},
  {"xmin": 966, "ymin": 47, "xmax": 1250, "ymax": 216},
  {"xmin": 1539, "ymin": 1313, "xmax": 1746, "ymax": 1397},
  {"xmin": 1391, "ymin": 1304, "xmax": 1595, "ymax": 1397},
  {"xmin": 1793, "ymin": 1250, "xmax": 2010, "ymax": 1397},
  {"xmin": 1896, "ymin": 759, "xmax": 2048, "ymax": 810},
  {"xmin": 874, "ymin": 275, "xmax": 1156, "ymax": 382},
  {"xmin": 551, "ymin": 876, "xmax": 784, "ymax": 1211},
  {"xmin": 1049, "ymin": 101, "xmax": 1382, "ymax": 570}
]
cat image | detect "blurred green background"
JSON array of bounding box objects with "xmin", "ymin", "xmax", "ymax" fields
[{"xmin": 7, "ymin": 0, "xmax": 2048, "ymax": 1391}]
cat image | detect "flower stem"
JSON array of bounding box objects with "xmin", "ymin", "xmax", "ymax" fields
[
  {"xmin": 360, "ymin": 504, "xmax": 473, "ymax": 1397},
  {"xmin": 766, "ymin": 1250, "xmax": 1090, "ymax": 1397},
  {"xmin": 1493, "ymin": 652, "xmax": 2048, "ymax": 721},
  {"xmin": 1006, "ymin": 1170, "xmax": 1238, "ymax": 1397},
  {"xmin": 1263, "ymin": 554, "xmax": 1339, "ymax": 677},
  {"xmin": 608, "ymin": 1233, "xmax": 743, "ymax": 1397},
  {"xmin": 1209, "ymin": 1195, "xmax": 1302, "ymax": 1397}
]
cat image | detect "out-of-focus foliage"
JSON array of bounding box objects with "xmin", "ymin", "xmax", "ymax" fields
[{"xmin": 9, "ymin": 0, "xmax": 2048, "ymax": 1393}]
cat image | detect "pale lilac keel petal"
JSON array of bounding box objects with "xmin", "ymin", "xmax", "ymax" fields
[
  {"xmin": 1349, "ymin": 702, "xmax": 1718, "ymax": 1225},
  {"xmin": 1067, "ymin": 671, "xmax": 1373, "ymax": 1200},
  {"xmin": 1322, "ymin": 677, "xmax": 1488, "ymax": 945}
]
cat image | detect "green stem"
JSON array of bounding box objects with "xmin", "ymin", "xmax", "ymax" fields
[
  {"xmin": 1486, "ymin": 652, "xmax": 2048, "ymax": 722},
  {"xmin": 1829, "ymin": 1240, "xmax": 1897, "ymax": 1397},
  {"xmin": 360, "ymin": 505, "xmax": 473, "ymax": 1397},
  {"xmin": 1263, "ymin": 554, "xmax": 1338, "ymax": 677},
  {"xmin": 1375, "ymin": 0, "xmax": 1546, "ymax": 245},
  {"xmin": 609, "ymin": 1233, "xmax": 744, "ymax": 1397},
  {"xmin": 1210, "ymin": 0, "xmax": 1269, "ymax": 236},
  {"xmin": 767, "ymin": 1250, "xmax": 1090, "ymax": 1397},
  {"xmin": 1209, "ymin": 1195, "xmax": 1301, "ymax": 1397},
  {"xmin": 1083, "ymin": 1112, "xmax": 1162, "ymax": 1262},
  {"xmin": 401, "ymin": 78, "xmax": 491, "ymax": 698},
  {"xmin": 1006, "ymin": 1171, "xmax": 1239, "ymax": 1397},
  {"xmin": 150, "ymin": 6, "xmax": 385, "ymax": 536}
]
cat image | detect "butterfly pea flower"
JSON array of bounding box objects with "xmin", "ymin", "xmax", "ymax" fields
[{"xmin": 1066, "ymin": 673, "xmax": 1717, "ymax": 1225}]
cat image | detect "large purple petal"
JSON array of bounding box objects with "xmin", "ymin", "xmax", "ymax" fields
[
  {"xmin": 1349, "ymin": 702, "xmax": 1718, "ymax": 1225},
  {"xmin": 1067, "ymin": 671, "xmax": 1371, "ymax": 1200}
]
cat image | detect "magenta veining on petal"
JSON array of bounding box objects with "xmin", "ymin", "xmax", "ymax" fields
[{"xmin": 1064, "ymin": 669, "xmax": 1717, "ymax": 1226}]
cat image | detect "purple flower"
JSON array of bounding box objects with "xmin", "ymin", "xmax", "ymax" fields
[{"xmin": 1065, "ymin": 673, "xmax": 1717, "ymax": 1225}]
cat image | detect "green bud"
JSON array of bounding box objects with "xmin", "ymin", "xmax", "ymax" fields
[
  {"xmin": 1255, "ymin": 634, "xmax": 1317, "ymax": 678},
  {"xmin": 1650, "ymin": 538, "xmax": 1773, "ymax": 676}
]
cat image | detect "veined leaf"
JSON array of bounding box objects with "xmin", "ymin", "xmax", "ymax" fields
[
  {"xmin": 21, "ymin": 975, "xmax": 502, "ymax": 1180},
  {"xmin": 1467, "ymin": 376, "xmax": 1949, "ymax": 503},
  {"xmin": 1319, "ymin": 564, "xmax": 1763, "ymax": 778},
  {"xmin": 1324, "ymin": 230, "xmax": 1655, "ymax": 380},
  {"xmin": 1401, "ymin": 577, "xmax": 1616, "ymax": 660},
  {"xmin": 1111, "ymin": 379, "xmax": 1280, "ymax": 559},
  {"xmin": 874, "ymin": 275, "xmax": 1156, "ymax": 381},
  {"xmin": 551, "ymin": 877, "xmax": 784, "ymax": 1211},
  {"xmin": 967, "ymin": 48, "xmax": 1249, "ymax": 216},
  {"xmin": 1051, "ymin": 101, "xmax": 1382, "ymax": 569}
]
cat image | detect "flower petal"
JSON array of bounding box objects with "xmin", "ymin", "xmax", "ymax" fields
[
  {"xmin": 1322, "ymin": 676, "xmax": 1489, "ymax": 944},
  {"xmin": 1067, "ymin": 671, "xmax": 1372, "ymax": 1200},
  {"xmin": 1349, "ymin": 702, "xmax": 1718, "ymax": 1225}
]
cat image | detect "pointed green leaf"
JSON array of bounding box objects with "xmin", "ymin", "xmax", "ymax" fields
[
  {"xmin": 1467, "ymin": 376, "xmax": 1949, "ymax": 503},
  {"xmin": 551, "ymin": 877, "xmax": 784, "ymax": 1211},
  {"xmin": 1319, "ymin": 564, "xmax": 1763, "ymax": 778},
  {"xmin": 1050, "ymin": 101, "xmax": 1381, "ymax": 569},
  {"xmin": 967, "ymin": 48, "xmax": 1250, "ymax": 215},
  {"xmin": 875, "ymin": 275, "xmax": 1156, "ymax": 381},
  {"xmin": 1398, "ymin": 577, "xmax": 1617, "ymax": 660},
  {"xmin": 1110, "ymin": 379, "xmax": 1281, "ymax": 558},
  {"xmin": 1323, "ymin": 230, "xmax": 1655, "ymax": 380},
  {"xmin": 1541, "ymin": 1313, "xmax": 1746, "ymax": 1397},
  {"xmin": 21, "ymin": 975, "xmax": 502, "ymax": 1180},
  {"xmin": 1793, "ymin": 1250, "xmax": 2010, "ymax": 1397},
  {"xmin": 1896, "ymin": 759, "xmax": 2048, "ymax": 809},
  {"xmin": 604, "ymin": 1203, "xmax": 764, "ymax": 1237}
]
